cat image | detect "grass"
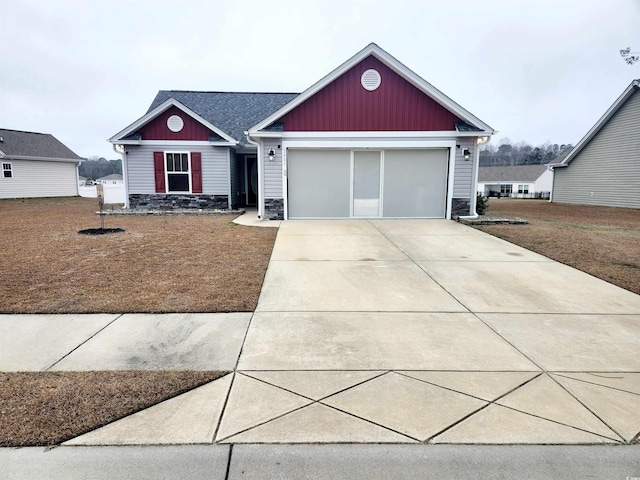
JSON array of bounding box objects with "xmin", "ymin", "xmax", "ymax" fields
[
  {"xmin": 475, "ymin": 200, "xmax": 640, "ymax": 295},
  {"xmin": 0, "ymin": 197, "xmax": 277, "ymax": 313},
  {"xmin": 0, "ymin": 371, "xmax": 228, "ymax": 447}
]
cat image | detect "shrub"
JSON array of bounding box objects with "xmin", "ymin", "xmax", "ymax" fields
[{"xmin": 476, "ymin": 192, "xmax": 489, "ymax": 215}]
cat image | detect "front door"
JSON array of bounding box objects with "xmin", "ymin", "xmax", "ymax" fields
[{"xmin": 245, "ymin": 156, "xmax": 257, "ymax": 206}]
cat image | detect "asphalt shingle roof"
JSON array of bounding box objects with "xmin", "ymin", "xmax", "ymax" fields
[
  {"xmin": 96, "ymin": 174, "xmax": 123, "ymax": 181},
  {"xmin": 478, "ymin": 164, "xmax": 549, "ymax": 183},
  {"xmin": 147, "ymin": 91, "xmax": 299, "ymax": 146},
  {"xmin": 0, "ymin": 128, "xmax": 82, "ymax": 161}
]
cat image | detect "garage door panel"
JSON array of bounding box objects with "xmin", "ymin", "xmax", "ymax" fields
[
  {"xmin": 383, "ymin": 149, "xmax": 448, "ymax": 218},
  {"xmin": 288, "ymin": 150, "xmax": 351, "ymax": 218}
]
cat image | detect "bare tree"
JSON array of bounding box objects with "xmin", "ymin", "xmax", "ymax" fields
[{"xmin": 620, "ymin": 47, "xmax": 640, "ymax": 65}]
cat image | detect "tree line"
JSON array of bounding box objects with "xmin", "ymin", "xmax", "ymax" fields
[
  {"xmin": 79, "ymin": 157, "xmax": 122, "ymax": 180},
  {"xmin": 480, "ymin": 141, "xmax": 573, "ymax": 166}
]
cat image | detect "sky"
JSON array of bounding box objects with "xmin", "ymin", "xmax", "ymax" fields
[{"xmin": 1, "ymin": 0, "xmax": 639, "ymax": 160}]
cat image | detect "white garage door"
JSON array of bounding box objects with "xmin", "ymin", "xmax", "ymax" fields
[
  {"xmin": 287, "ymin": 149, "xmax": 351, "ymax": 218},
  {"xmin": 383, "ymin": 149, "xmax": 448, "ymax": 218},
  {"xmin": 286, "ymin": 148, "xmax": 449, "ymax": 219}
]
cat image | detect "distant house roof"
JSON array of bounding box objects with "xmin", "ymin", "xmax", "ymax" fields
[
  {"xmin": 554, "ymin": 79, "xmax": 640, "ymax": 168},
  {"xmin": 0, "ymin": 128, "xmax": 82, "ymax": 162},
  {"xmin": 478, "ymin": 165, "xmax": 549, "ymax": 183},
  {"xmin": 147, "ymin": 91, "xmax": 299, "ymax": 146},
  {"xmin": 96, "ymin": 174, "xmax": 123, "ymax": 181}
]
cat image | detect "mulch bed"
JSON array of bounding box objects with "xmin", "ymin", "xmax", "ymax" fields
[
  {"xmin": 0, "ymin": 371, "xmax": 228, "ymax": 447},
  {"xmin": 475, "ymin": 200, "xmax": 640, "ymax": 295},
  {"xmin": 0, "ymin": 197, "xmax": 277, "ymax": 313}
]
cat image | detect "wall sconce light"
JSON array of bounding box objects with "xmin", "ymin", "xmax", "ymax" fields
[
  {"xmin": 268, "ymin": 149, "xmax": 276, "ymax": 161},
  {"xmin": 463, "ymin": 148, "xmax": 471, "ymax": 161}
]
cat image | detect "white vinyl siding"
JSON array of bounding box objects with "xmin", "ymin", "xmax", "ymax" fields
[
  {"xmin": 553, "ymin": 89, "xmax": 640, "ymax": 209},
  {"xmin": 125, "ymin": 143, "xmax": 229, "ymax": 195},
  {"xmin": 263, "ymin": 139, "xmax": 282, "ymax": 199},
  {"xmin": 0, "ymin": 159, "xmax": 78, "ymax": 199},
  {"xmin": 452, "ymin": 137, "xmax": 475, "ymax": 198}
]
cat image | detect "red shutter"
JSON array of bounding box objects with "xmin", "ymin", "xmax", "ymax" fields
[
  {"xmin": 153, "ymin": 152, "xmax": 165, "ymax": 193},
  {"xmin": 191, "ymin": 152, "xmax": 202, "ymax": 193}
]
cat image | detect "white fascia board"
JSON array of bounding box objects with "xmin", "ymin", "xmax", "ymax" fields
[
  {"xmin": 280, "ymin": 131, "xmax": 486, "ymax": 139},
  {"xmin": 561, "ymin": 80, "xmax": 639, "ymax": 166},
  {"xmin": 0, "ymin": 149, "xmax": 5, "ymax": 157},
  {"xmin": 282, "ymin": 139, "xmax": 456, "ymax": 149},
  {"xmin": 109, "ymin": 98, "xmax": 238, "ymax": 144},
  {"xmin": 118, "ymin": 140, "xmax": 236, "ymax": 147},
  {"xmin": 248, "ymin": 42, "xmax": 495, "ymax": 134},
  {"xmin": 4, "ymin": 155, "xmax": 81, "ymax": 163}
]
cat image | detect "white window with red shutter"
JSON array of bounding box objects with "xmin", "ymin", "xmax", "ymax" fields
[{"xmin": 153, "ymin": 151, "xmax": 202, "ymax": 194}]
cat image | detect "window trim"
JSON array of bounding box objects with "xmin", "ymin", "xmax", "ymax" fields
[
  {"xmin": 2, "ymin": 162, "xmax": 12, "ymax": 179},
  {"xmin": 517, "ymin": 184, "xmax": 529, "ymax": 194},
  {"xmin": 164, "ymin": 152, "xmax": 191, "ymax": 193}
]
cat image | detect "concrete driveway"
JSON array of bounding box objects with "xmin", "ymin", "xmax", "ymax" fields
[{"xmin": 3, "ymin": 219, "xmax": 640, "ymax": 446}]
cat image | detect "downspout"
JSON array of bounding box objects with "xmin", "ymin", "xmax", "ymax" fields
[
  {"xmin": 112, "ymin": 143, "xmax": 128, "ymax": 209},
  {"xmin": 244, "ymin": 131, "xmax": 263, "ymax": 218},
  {"xmin": 459, "ymin": 135, "xmax": 491, "ymax": 219}
]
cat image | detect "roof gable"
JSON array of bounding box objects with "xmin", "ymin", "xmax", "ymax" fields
[
  {"xmin": 277, "ymin": 55, "xmax": 461, "ymax": 131},
  {"xmin": 110, "ymin": 98, "xmax": 238, "ymax": 145},
  {"xmin": 558, "ymin": 79, "xmax": 639, "ymax": 167},
  {"xmin": 146, "ymin": 91, "xmax": 298, "ymax": 145},
  {"xmin": 250, "ymin": 43, "xmax": 494, "ymax": 134},
  {"xmin": 0, "ymin": 129, "xmax": 82, "ymax": 161}
]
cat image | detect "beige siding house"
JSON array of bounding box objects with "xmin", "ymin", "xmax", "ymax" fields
[
  {"xmin": 551, "ymin": 79, "xmax": 640, "ymax": 209},
  {"xmin": 0, "ymin": 129, "xmax": 82, "ymax": 199}
]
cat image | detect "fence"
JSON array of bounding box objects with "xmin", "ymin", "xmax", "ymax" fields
[{"xmin": 78, "ymin": 184, "xmax": 126, "ymax": 204}]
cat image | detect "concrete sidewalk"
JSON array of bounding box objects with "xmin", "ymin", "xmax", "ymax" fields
[
  {"xmin": 2, "ymin": 219, "xmax": 640, "ymax": 447},
  {"xmin": 3, "ymin": 445, "xmax": 639, "ymax": 479}
]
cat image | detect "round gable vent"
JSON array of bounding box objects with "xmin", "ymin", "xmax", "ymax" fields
[
  {"xmin": 167, "ymin": 114, "xmax": 184, "ymax": 132},
  {"xmin": 361, "ymin": 69, "xmax": 381, "ymax": 91}
]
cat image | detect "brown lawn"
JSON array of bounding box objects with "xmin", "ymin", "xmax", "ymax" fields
[
  {"xmin": 0, "ymin": 197, "xmax": 277, "ymax": 313},
  {"xmin": 475, "ymin": 200, "xmax": 640, "ymax": 295},
  {"xmin": 0, "ymin": 371, "xmax": 228, "ymax": 447}
]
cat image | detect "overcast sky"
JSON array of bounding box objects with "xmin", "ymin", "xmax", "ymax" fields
[{"xmin": 1, "ymin": 0, "xmax": 639, "ymax": 159}]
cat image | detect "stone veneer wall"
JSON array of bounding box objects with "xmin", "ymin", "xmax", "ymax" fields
[
  {"xmin": 264, "ymin": 198, "xmax": 284, "ymax": 220},
  {"xmin": 451, "ymin": 198, "xmax": 471, "ymax": 217},
  {"xmin": 129, "ymin": 194, "xmax": 228, "ymax": 210}
]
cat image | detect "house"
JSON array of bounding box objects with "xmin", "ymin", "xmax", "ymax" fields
[
  {"xmin": 109, "ymin": 43, "xmax": 495, "ymax": 219},
  {"xmin": 550, "ymin": 79, "xmax": 640, "ymax": 209},
  {"xmin": 95, "ymin": 173, "xmax": 123, "ymax": 185},
  {"xmin": 0, "ymin": 129, "xmax": 82, "ymax": 199},
  {"xmin": 477, "ymin": 164, "xmax": 553, "ymax": 199},
  {"xmin": 78, "ymin": 175, "xmax": 88, "ymax": 186}
]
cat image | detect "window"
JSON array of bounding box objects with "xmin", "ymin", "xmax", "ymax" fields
[
  {"xmin": 518, "ymin": 184, "xmax": 529, "ymax": 194},
  {"xmin": 500, "ymin": 184, "xmax": 512, "ymax": 195},
  {"xmin": 2, "ymin": 162, "xmax": 12, "ymax": 178},
  {"xmin": 165, "ymin": 152, "xmax": 190, "ymax": 192}
]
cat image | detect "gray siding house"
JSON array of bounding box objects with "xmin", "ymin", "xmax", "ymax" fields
[
  {"xmin": 551, "ymin": 79, "xmax": 640, "ymax": 209},
  {"xmin": 0, "ymin": 129, "xmax": 82, "ymax": 199},
  {"xmin": 110, "ymin": 43, "xmax": 495, "ymax": 219}
]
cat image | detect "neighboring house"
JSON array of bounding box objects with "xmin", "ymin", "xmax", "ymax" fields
[
  {"xmin": 78, "ymin": 175, "xmax": 88, "ymax": 186},
  {"xmin": 550, "ymin": 79, "xmax": 640, "ymax": 209},
  {"xmin": 0, "ymin": 128, "xmax": 82, "ymax": 199},
  {"xmin": 477, "ymin": 165, "xmax": 553, "ymax": 199},
  {"xmin": 110, "ymin": 43, "xmax": 495, "ymax": 219},
  {"xmin": 95, "ymin": 174, "xmax": 123, "ymax": 185}
]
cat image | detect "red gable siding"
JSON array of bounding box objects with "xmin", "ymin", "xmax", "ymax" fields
[
  {"xmin": 138, "ymin": 106, "xmax": 214, "ymax": 141},
  {"xmin": 278, "ymin": 56, "xmax": 460, "ymax": 132}
]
